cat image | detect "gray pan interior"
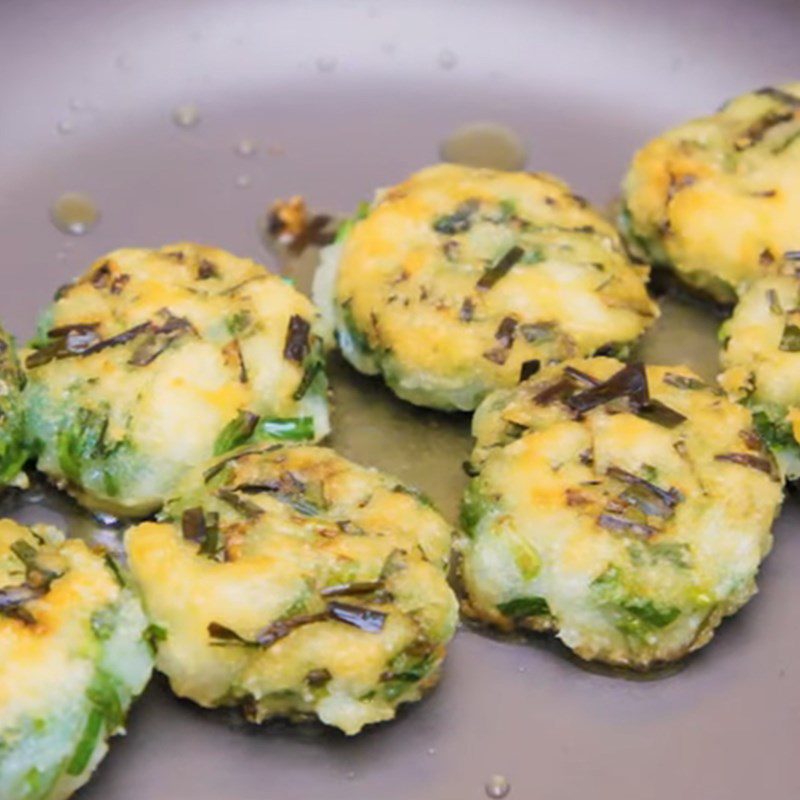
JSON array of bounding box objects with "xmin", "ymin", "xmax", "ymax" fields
[{"xmin": 2, "ymin": 1, "xmax": 800, "ymax": 798}]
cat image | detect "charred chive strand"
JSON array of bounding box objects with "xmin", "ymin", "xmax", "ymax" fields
[
  {"xmin": 128, "ymin": 315, "xmax": 193, "ymax": 366},
  {"xmin": 734, "ymin": 110, "xmax": 794, "ymax": 150},
  {"xmin": 606, "ymin": 467, "xmax": 683, "ymax": 507},
  {"xmin": 213, "ymin": 410, "xmax": 260, "ymax": 456},
  {"xmin": 235, "ymin": 484, "xmax": 320, "ymax": 517},
  {"xmin": 533, "ymin": 376, "xmax": 577, "ymax": 406},
  {"xmin": 714, "ymin": 452, "xmax": 776, "ymax": 477},
  {"xmin": 320, "ymin": 580, "xmax": 385, "ymax": 598},
  {"xmin": 459, "ymin": 297, "xmax": 475, "ymax": 322},
  {"xmin": 284, "ymin": 315, "xmax": 311, "ymax": 363},
  {"xmin": 779, "ymin": 323, "xmax": 800, "ymax": 352},
  {"xmin": 755, "ymin": 86, "xmax": 800, "ymax": 108},
  {"xmin": 215, "ymin": 488, "xmax": 264, "ymax": 519},
  {"xmin": 181, "ymin": 507, "xmax": 206, "ymax": 542},
  {"xmin": 636, "ymin": 400, "xmax": 687, "ymax": 429},
  {"xmin": 293, "ymin": 359, "xmax": 323, "ymax": 401},
  {"xmin": 567, "ymin": 363, "xmax": 649, "ymax": 413},
  {"xmin": 208, "ymin": 601, "xmax": 386, "ymax": 648},
  {"xmin": 476, "ymin": 245, "xmax": 525, "ymax": 291},
  {"xmin": 197, "ymin": 259, "xmax": 219, "ymax": 280},
  {"xmin": 0, "ymin": 583, "xmax": 46, "ymax": 612},
  {"xmin": 597, "ymin": 513, "xmax": 656, "ymax": 538},
  {"xmin": 519, "ymin": 359, "xmax": 541, "ymax": 382},
  {"xmin": 483, "ymin": 316, "xmax": 518, "ymax": 365},
  {"xmin": 202, "ymin": 446, "xmax": 269, "ymax": 484},
  {"xmin": 432, "ymin": 199, "xmax": 480, "ymax": 235},
  {"xmin": 766, "ymin": 289, "xmax": 783, "ymax": 315},
  {"xmin": 10, "ymin": 540, "xmax": 61, "ymax": 587},
  {"xmin": 228, "ymin": 338, "xmax": 248, "ymax": 384},
  {"xmin": 519, "ymin": 322, "xmax": 556, "ymax": 343},
  {"xmin": 327, "ymin": 601, "xmax": 387, "ymax": 633},
  {"xmin": 82, "ymin": 322, "xmax": 152, "ymax": 357},
  {"xmin": 563, "ymin": 366, "xmax": 602, "ymax": 387},
  {"xmin": 782, "ymin": 250, "xmax": 800, "ymax": 262},
  {"xmin": 663, "ymin": 373, "xmax": 707, "ymax": 390},
  {"xmin": 181, "ymin": 508, "xmax": 221, "ymax": 557}
]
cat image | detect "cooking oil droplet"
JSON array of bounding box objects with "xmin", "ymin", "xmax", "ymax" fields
[
  {"xmin": 485, "ymin": 775, "xmax": 511, "ymax": 798},
  {"xmin": 56, "ymin": 120, "xmax": 74, "ymax": 135},
  {"xmin": 69, "ymin": 97, "xmax": 87, "ymax": 112},
  {"xmin": 517, "ymin": 665, "xmax": 526, "ymax": 673},
  {"xmin": 346, "ymin": 771, "xmax": 356, "ymax": 781},
  {"xmin": 437, "ymin": 49, "xmax": 458, "ymax": 70},
  {"xmin": 316, "ymin": 56, "xmax": 337, "ymax": 73},
  {"xmin": 172, "ymin": 103, "xmax": 200, "ymax": 128},
  {"xmin": 235, "ymin": 138, "xmax": 257, "ymax": 157},
  {"xmin": 235, "ymin": 174, "xmax": 252, "ymax": 188},
  {"xmin": 50, "ymin": 192, "xmax": 99, "ymax": 236},
  {"xmin": 441, "ymin": 122, "xmax": 527, "ymax": 171},
  {"xmin": 427, "ymin": 747, "xmax": 437, "ymax": 756}
]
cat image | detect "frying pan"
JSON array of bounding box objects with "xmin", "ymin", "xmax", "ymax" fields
[{"xmin": 2, "ymin": 1, "xmax": 800, "ymax": 798}]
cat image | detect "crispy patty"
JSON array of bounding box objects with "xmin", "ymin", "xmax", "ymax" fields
[
  {"xmin": 125, "ymin": 444, "xmax": 457, "ymax": 735},
  {"xmin": 24, "ymin": 243, "xmax": 330, "ymax": 517},
  {"xmin": 621, "ymin": 83, "xmax": 800, "ymax": 303},
  {"xmin": 315, "ymin": 164, "xmax": 658, "ymax": 411},
  {"xmin": 0, "ymin": 520, "xmax": 153, "ymax": 800},
  {"xmin": 457, "ymin": 358, "xmax": 782, "ymax": 668},
  {"xmin": 0, "ymin": 325, "xmax": 27, "ymax": 487},
  {"xmin": 719, "ymin": 274, "xmax": 800, "ymax": 478}
]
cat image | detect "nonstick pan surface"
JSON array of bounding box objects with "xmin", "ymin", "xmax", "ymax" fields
[{"xmin": 2, "ymin": 1, "xmax": 800, "ymax": 798}]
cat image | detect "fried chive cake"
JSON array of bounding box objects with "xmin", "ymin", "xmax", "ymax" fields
[
  {"xmin": 0, "ymin": 520, "xmax": 153, "ymax": 800},
  {"xmin": 621, "ymin": 83, "xmax": 800, "ymax": 304},
  {"xmin": 125, "ymin": 444, "xmax": 457, "ymax": 736},
  {"xmin": 314, "ymin": 164, "xmax": 658, "ymax": 411},
  {"xmin": 457, "ymin": 358, "xmax": 782, "ymax": 668},
  {"xmin": 24, "ymin": 243, "xmax": 330, "ymax": 517},
  {"xmin": 0, "ymin": 325, "xmax": 27, "ymax": 488},
  {"xmin": 719, "ymin": 275, "xmax": 800, "ymax": 478}
]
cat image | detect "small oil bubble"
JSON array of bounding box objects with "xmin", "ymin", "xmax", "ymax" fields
[
  {"xmin": 485, "ymin": 775, "xmax": 511, "ymax": 798},
  {"xmin": 172, "ymin": 103, "xmax": 200, "ymax": 128},
  {"xmin": 427, "ymin": 747, "xmax": 437, "ymax": 756},
  {"xmin": 235, "ymin": 174, "xmax": 252, "ymax": 188},
  {"xmin": 235, "ymin": 138, "xmax": 257, "ymax": 157},
  {"xmin": 517, "ymin": 665, "xmax": 526, "ymax": 673},
  {"xmin": 56, "ymin": 120, "xmax": 74, "ymax": 135},
  {"xmin": 316, "ymin": 56, "xmax": 337, "ymax": 73},
  {"xmin": 93, "ymin": 511, "xmax": 121, "ymax": 527},
  {"xmin": 50, "ymin": 192, "xmax": 100, "ymax": 236},
  {"xmin": 346, "ymin": 771, "xmax": 356, "ymax": 781},
  {"xmin": 440, "ymin": 122, "xmax": 527, "ymax": 171},
  {"xmin": 437, "ymin": 48, "xmax": 458, "ymax": 70}
]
